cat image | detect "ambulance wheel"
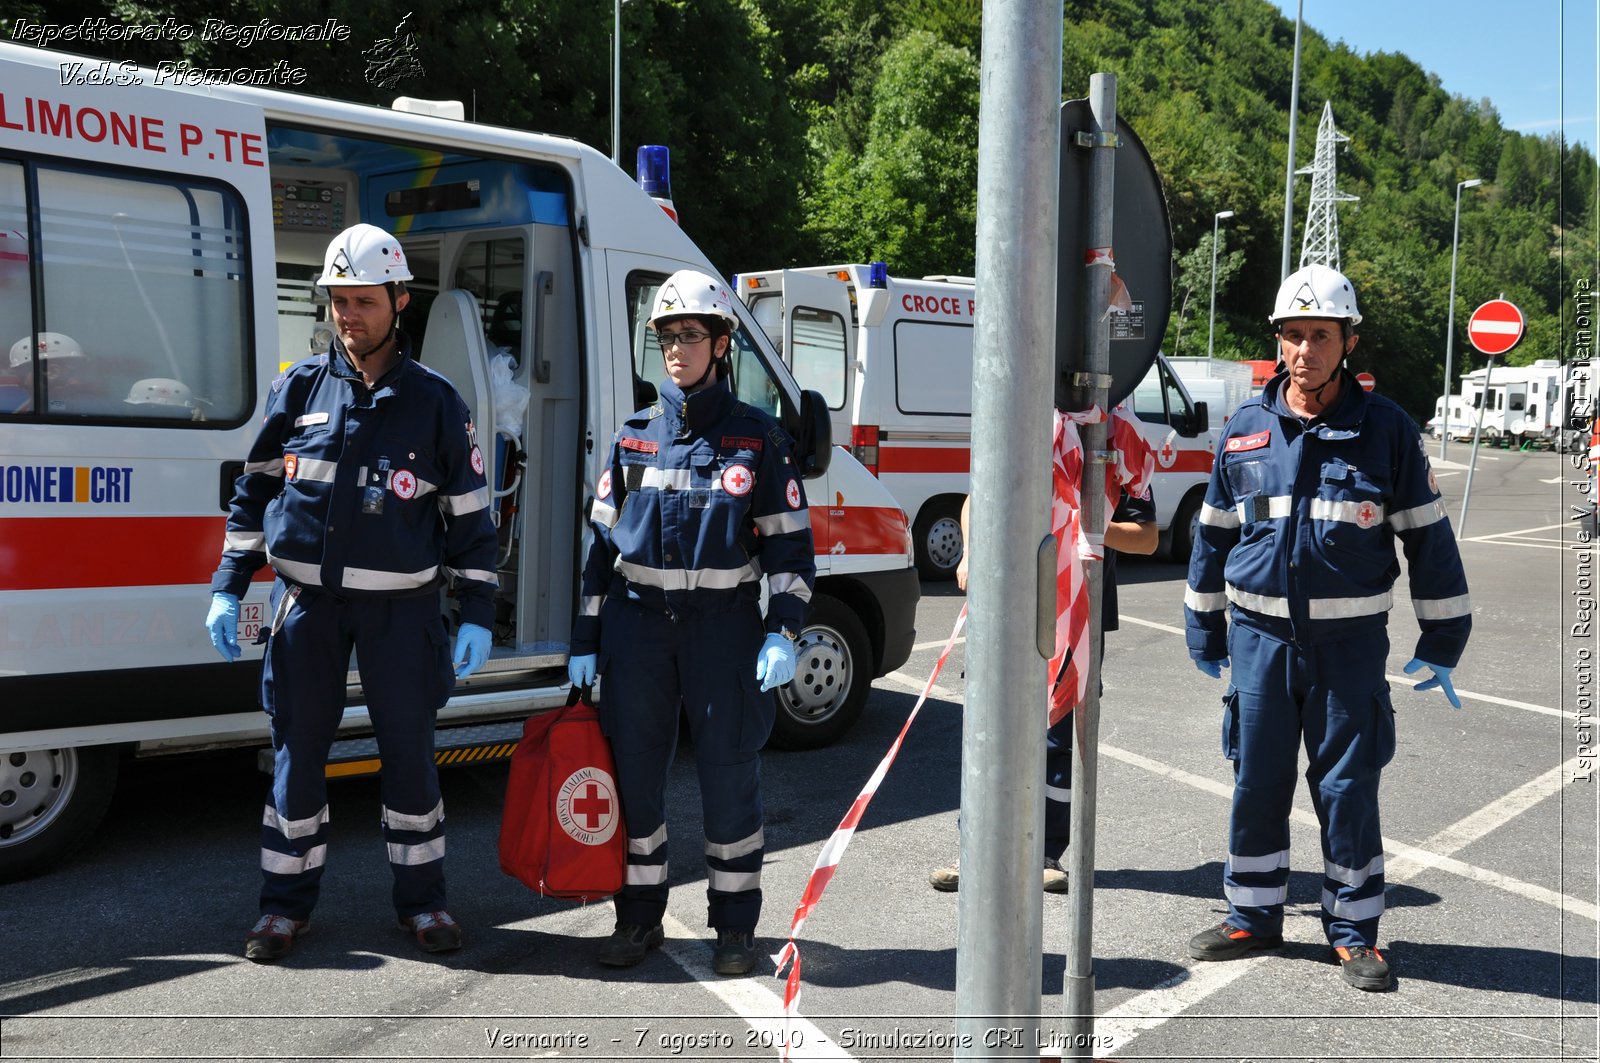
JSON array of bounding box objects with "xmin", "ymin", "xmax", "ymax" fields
[
  {"xmin": 769, "ymin": 596, "xmax": 871, "ymax": 750},
  {"xmin": 1168, "ymin": 490, "xmax": 1204, "ymax": 565},
  {"xmin": 913, "ymin": 498, "xmax": 965, "ymax": 581},
  {"xmin": 0, "ymin": 744, "xmax": 118, "ymax": 883}
]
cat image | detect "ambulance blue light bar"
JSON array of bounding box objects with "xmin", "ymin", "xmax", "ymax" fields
[
  {"xmin": 635, "ymin": 145, "xmax": 678, "ymax": 222},
  {"xmin": 868, "ymin": 261, "xmax": 888, "ymax": 289}
]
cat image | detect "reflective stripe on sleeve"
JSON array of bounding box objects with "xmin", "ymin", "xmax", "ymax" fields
[
  {"xmin": 261, "ymin": 844, "xmax": 326, "ymax": 876},
  {"xmin": 441, "ymin": 485, "xmax": 491, "ymax": 516},
  {"xmin": 1413, "ymin": 593, "xmax": 1472, "ymax": 620},
  {"xmin": 387, "ymin": 836, "xmax": 446, "ymax": 866},
  {"xmin": 1224, "ymin": 584, "xmax": 1291, "ymax": 618},
  {"xmin": 754, "ymin": 510, "xmax": 811, "ymax": 535},
  {"xmin": 708, "ymin": 867, "xmax": 761, "ymax": 893},
  {"xmin": 1184, "ymin": 586, "xmax": 1228, "ymax": 613},
  {"xmin": 383, "ymin": 799, "xmax": 444, "ymax": 833},
  {"xmin": 227, "ymin": 531, "xmax": 267, "ymax": 553},
  {"xmin": 590, "ymin": 498, "xmax": 619, "ymax": 529},
  {"xmin": 1046, "ymin": 783, "xmax": 1071, "ymax": 803},
  {"xmin": 447, "ymin": 566, "xmax": 497, "ymax": 586},
  {"xmin": 342, "ymin": 564, "xmax": 440, "ymax": 592},
  {"xmin": 705, "ymin": 827, "xmax": 764, "ymax": 860},
  {"xmin": 580, "ymin": 595, "xmax": 603, "ymax": 618},
  {"xmin": 1388, "ymin": 498, "xmax": 1448, "ymax": 532},
  {"xmin": 1321, "ymin": 887, "xmax": 1384, "ymax": 922},
  {"xmin": 244, "ymin": 458, "xmax": 285, "ymax": 476},
  {"xmin": 617, "ymin": 559, "xmax": 758, "ymax": 592},
  {"xmin": 262, "ymin": 803, "xmax": 329, "ymax": 841},
  {"xmin": 767, "ymin": 571, "xmax": 813, "ymax": 604},
  {"xmin": 1198, "ymin": 503, "xmax": 1240, "ymax": 528}
]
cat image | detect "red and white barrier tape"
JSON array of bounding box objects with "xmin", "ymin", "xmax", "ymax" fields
[{"xmin": 771, "ymin": 603, "xmax": 968, "ymax": 1060}]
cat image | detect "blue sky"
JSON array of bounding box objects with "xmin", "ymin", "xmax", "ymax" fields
[{"xmin": 1267, "ymin": 0, "xmax": 1597, "ymax": 152}]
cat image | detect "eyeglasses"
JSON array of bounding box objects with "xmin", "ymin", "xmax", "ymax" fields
[{"xmin": 656, "ymin": 329, "xmax": 709, "ymax": 347}]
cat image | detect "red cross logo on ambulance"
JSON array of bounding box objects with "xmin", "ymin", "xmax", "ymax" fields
[
  {"xmin": 722, "ymin": 463, "xmax": 754, "ymax": 496},
  {"xmin": 1354, "ymin": 501, "xmax": 1380, "ymax": 529},
  {"xmin": 556, "ymin": 767, "xmax": 620, "ymax": 844},
  {"xmin": 786, "ymin": 480, "xmax": 802, "ymax": 510},
  {"xmin": 1157, "ymin": 433, "xmax": 1178, "ymax": 469},
  {"xmin": 392, "ymin": 469, "xmax": 417, "ymax": 500}
]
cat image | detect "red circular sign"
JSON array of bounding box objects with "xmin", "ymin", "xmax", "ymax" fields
[
  {"xmin": 1466, "ymin": 299, "xmax": 1525, "ymax": 356},
  {"xmin": 1356, "ymin": 372, "xmax": 1376, "ymax": 392}
]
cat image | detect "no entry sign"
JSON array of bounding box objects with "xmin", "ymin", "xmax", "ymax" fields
[
  {"xmin": 1466, "ymin": 299, "xmax": 1526, "ymax": 356},
  {"xmin": 1355, "ymin": 372, "xmax": 1375, "ymax": 392}
]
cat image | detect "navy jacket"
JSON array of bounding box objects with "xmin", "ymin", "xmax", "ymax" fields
[
  {"xmin": 1184, "ymin": 369, "xmax": 1471, "ymax": 666},
  {"xmin": 212, "ymin": 333, "xmax": 499, "ymax": 629},
  {"xmin": 572, "ymin": 377, "xmax": 815, "ymax": 655}
]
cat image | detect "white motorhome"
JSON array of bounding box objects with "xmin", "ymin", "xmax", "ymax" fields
[
  {"xmin": 1432, "ymin": 358, "xmax": 1589, "ymax": 448},
  {"xmin": 734, "ymin": 264, "xmax": 1219, "ymax": 577},
  {"xmin": 0, "ymin": 45, "xmax": 919, "ymax": 880}
]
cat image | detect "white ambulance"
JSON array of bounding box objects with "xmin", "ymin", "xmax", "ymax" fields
[
  {"xmin": 0, "ymin": 44, "xmax": 919, "ymax": 880},
  {"xmin": 735, "ymin": 263, "xmax": 1218, "ymax": 578}
]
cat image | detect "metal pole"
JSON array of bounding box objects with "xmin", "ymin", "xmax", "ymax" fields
[
  {"xmin": 611, "ymin": 0, "xmax": 622, "ymax": 166},
  {"xmin": 1441, "ymin": 178, "xmax": 1482, "ymax": 462},
  {"xmin": 1459, "ymin": 353, "xmax": 1495, "ymax": 536},
  {"xmin": 1208, "ymin": 210, "xmax": 1233, "ymax": 360},
  {"xmin": 956, "ymin": 0, "xmax": 1061, "ymax": 1057},
  {"xmin": 1062, "ymin": 71, "xmax": 1116, "ymax": 1063},
  {"xmin": 1279, "ymin": 0, "xmax": 1304, "ymax": 282}
]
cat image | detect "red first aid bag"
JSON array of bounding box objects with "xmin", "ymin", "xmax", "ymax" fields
[{"xmin": 499, "ymin": 687, "xmax": 626, "ymax": 901}]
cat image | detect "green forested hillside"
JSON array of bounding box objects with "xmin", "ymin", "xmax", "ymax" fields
[{"xmin": 8, "ymin": 0, "xmax": 1593, "ymax": 418}]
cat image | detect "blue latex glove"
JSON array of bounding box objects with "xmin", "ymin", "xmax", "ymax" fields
[
  {"xmin": 1195, "ymin": 656, "xmax": 1230, "ymax": 680},
  {"xmin": 452, "ymin": 622, "xmax": 492, "ymax": 679},
  {"xmin": 1404, "ymin": 657, "xmax": 1462, "ymax": 708},
  {"xmin": 205, "ymin": 592, "xmax": 241, "ymax": 662},
  {"xmin": 755, "ymin": 632, "xmax": 797, "ymax": 692},
  {"xmin": 568, "ymin": 653, "xmax": 598, "ymax": 689}
]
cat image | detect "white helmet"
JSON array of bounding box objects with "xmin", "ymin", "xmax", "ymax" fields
[
  {"xmin": 1269, "ymin": 264, "xmax": 1362, "ymax": 326},
  {"xmin": 9, "ymin": 332, "xmax": 84, "ymax": 368},
  {"xmin": 316, "ymin": 223, "xmax": 413, "ymax": 287},
  {"xmin": 124, "ymin": 377, "xmax": 193, "ymax": 406},
  {"xmin": 648, "ymin": 269, "xmax": 739, "ymax": 329}
]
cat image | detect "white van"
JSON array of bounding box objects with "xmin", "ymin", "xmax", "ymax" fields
[
  {"xmin": 734, "ymin": 264, "xmax": 1218, "ymax": 577},
  {"xmin": 0, "ymin": 45, "xmax": 919, "ymax": 880}
]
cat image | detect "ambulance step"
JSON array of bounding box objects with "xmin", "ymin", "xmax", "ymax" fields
[{"xmin": 255, "ymin": 720, "xmax": 527, "ymax": 779}]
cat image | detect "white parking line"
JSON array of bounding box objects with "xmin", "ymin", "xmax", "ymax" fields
[
  {"xmin": 659, "ymin": 912, "xmax": 858, "ymax": 1061},
  {"xmin": 1094, "ymin": 746, "xmax": 1595, "ymax": 1055}
]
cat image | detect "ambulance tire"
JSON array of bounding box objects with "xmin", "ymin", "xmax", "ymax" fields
[
  {"xmin": 913, "ymin": 498, "xmax": 965, "ymax": 582},
  {"xmin": 1167, "ymin": 489, "xmax": 1204, "ymax": 565},
  {"xmin": 0, "ymin": 744, "xmax": 119, "ymax": 883},
  {"xmin": 769, "ymin": 595, "xmax": 871, "ymax": 751}
]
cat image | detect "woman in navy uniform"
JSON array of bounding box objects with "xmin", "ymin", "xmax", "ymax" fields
[{"xmin": 568, "ymin": 269, "xmax": 815, "ymax": 976}]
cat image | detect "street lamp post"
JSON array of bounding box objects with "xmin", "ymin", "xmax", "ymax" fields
[
  {"xmin": 612, "ymin": 0, "xmax": 622, "ymax": 165},
  {"xmin": 1208, "ymin": 210, "xmax": 1235, "ymax": 360},
  {"xmin": 1441, "ymin": 178, "xmax": 1484, "ymax": 461}
]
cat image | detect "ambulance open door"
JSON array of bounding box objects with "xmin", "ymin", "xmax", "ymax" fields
[
  {"xmin": 774, "ymin": 270, "xmax": 855, "ymax": 429},
  {"xmin": 422, "ymin": 290, "xmax": 499, "ymax": 505}
]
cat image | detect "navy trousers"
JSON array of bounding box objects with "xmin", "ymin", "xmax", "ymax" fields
[
  {"xmin": 597, "ymin": 598, "xmax": 773, "ymax": 932},
  {"xmin": 258, "ymin": 580, "xmax": 454, "ymax": 920},
  {"xmin": 1221, "ymin": 623, "xmax": 1396, "ymax": 947}
]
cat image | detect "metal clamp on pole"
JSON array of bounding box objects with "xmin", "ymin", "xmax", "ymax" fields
[
  {"xmin": 1070, "ymin": 371, "xmax": 1115, "ymax": 390},
  {"xmin": 1073, "ymin": 130, "xmax": 1121, "ymax": 149}
]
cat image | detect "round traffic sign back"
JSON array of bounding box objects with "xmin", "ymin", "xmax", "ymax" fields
[{"xmin": 1466, "ymin": 299, "xmax": 1525, "ymax": 356}]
